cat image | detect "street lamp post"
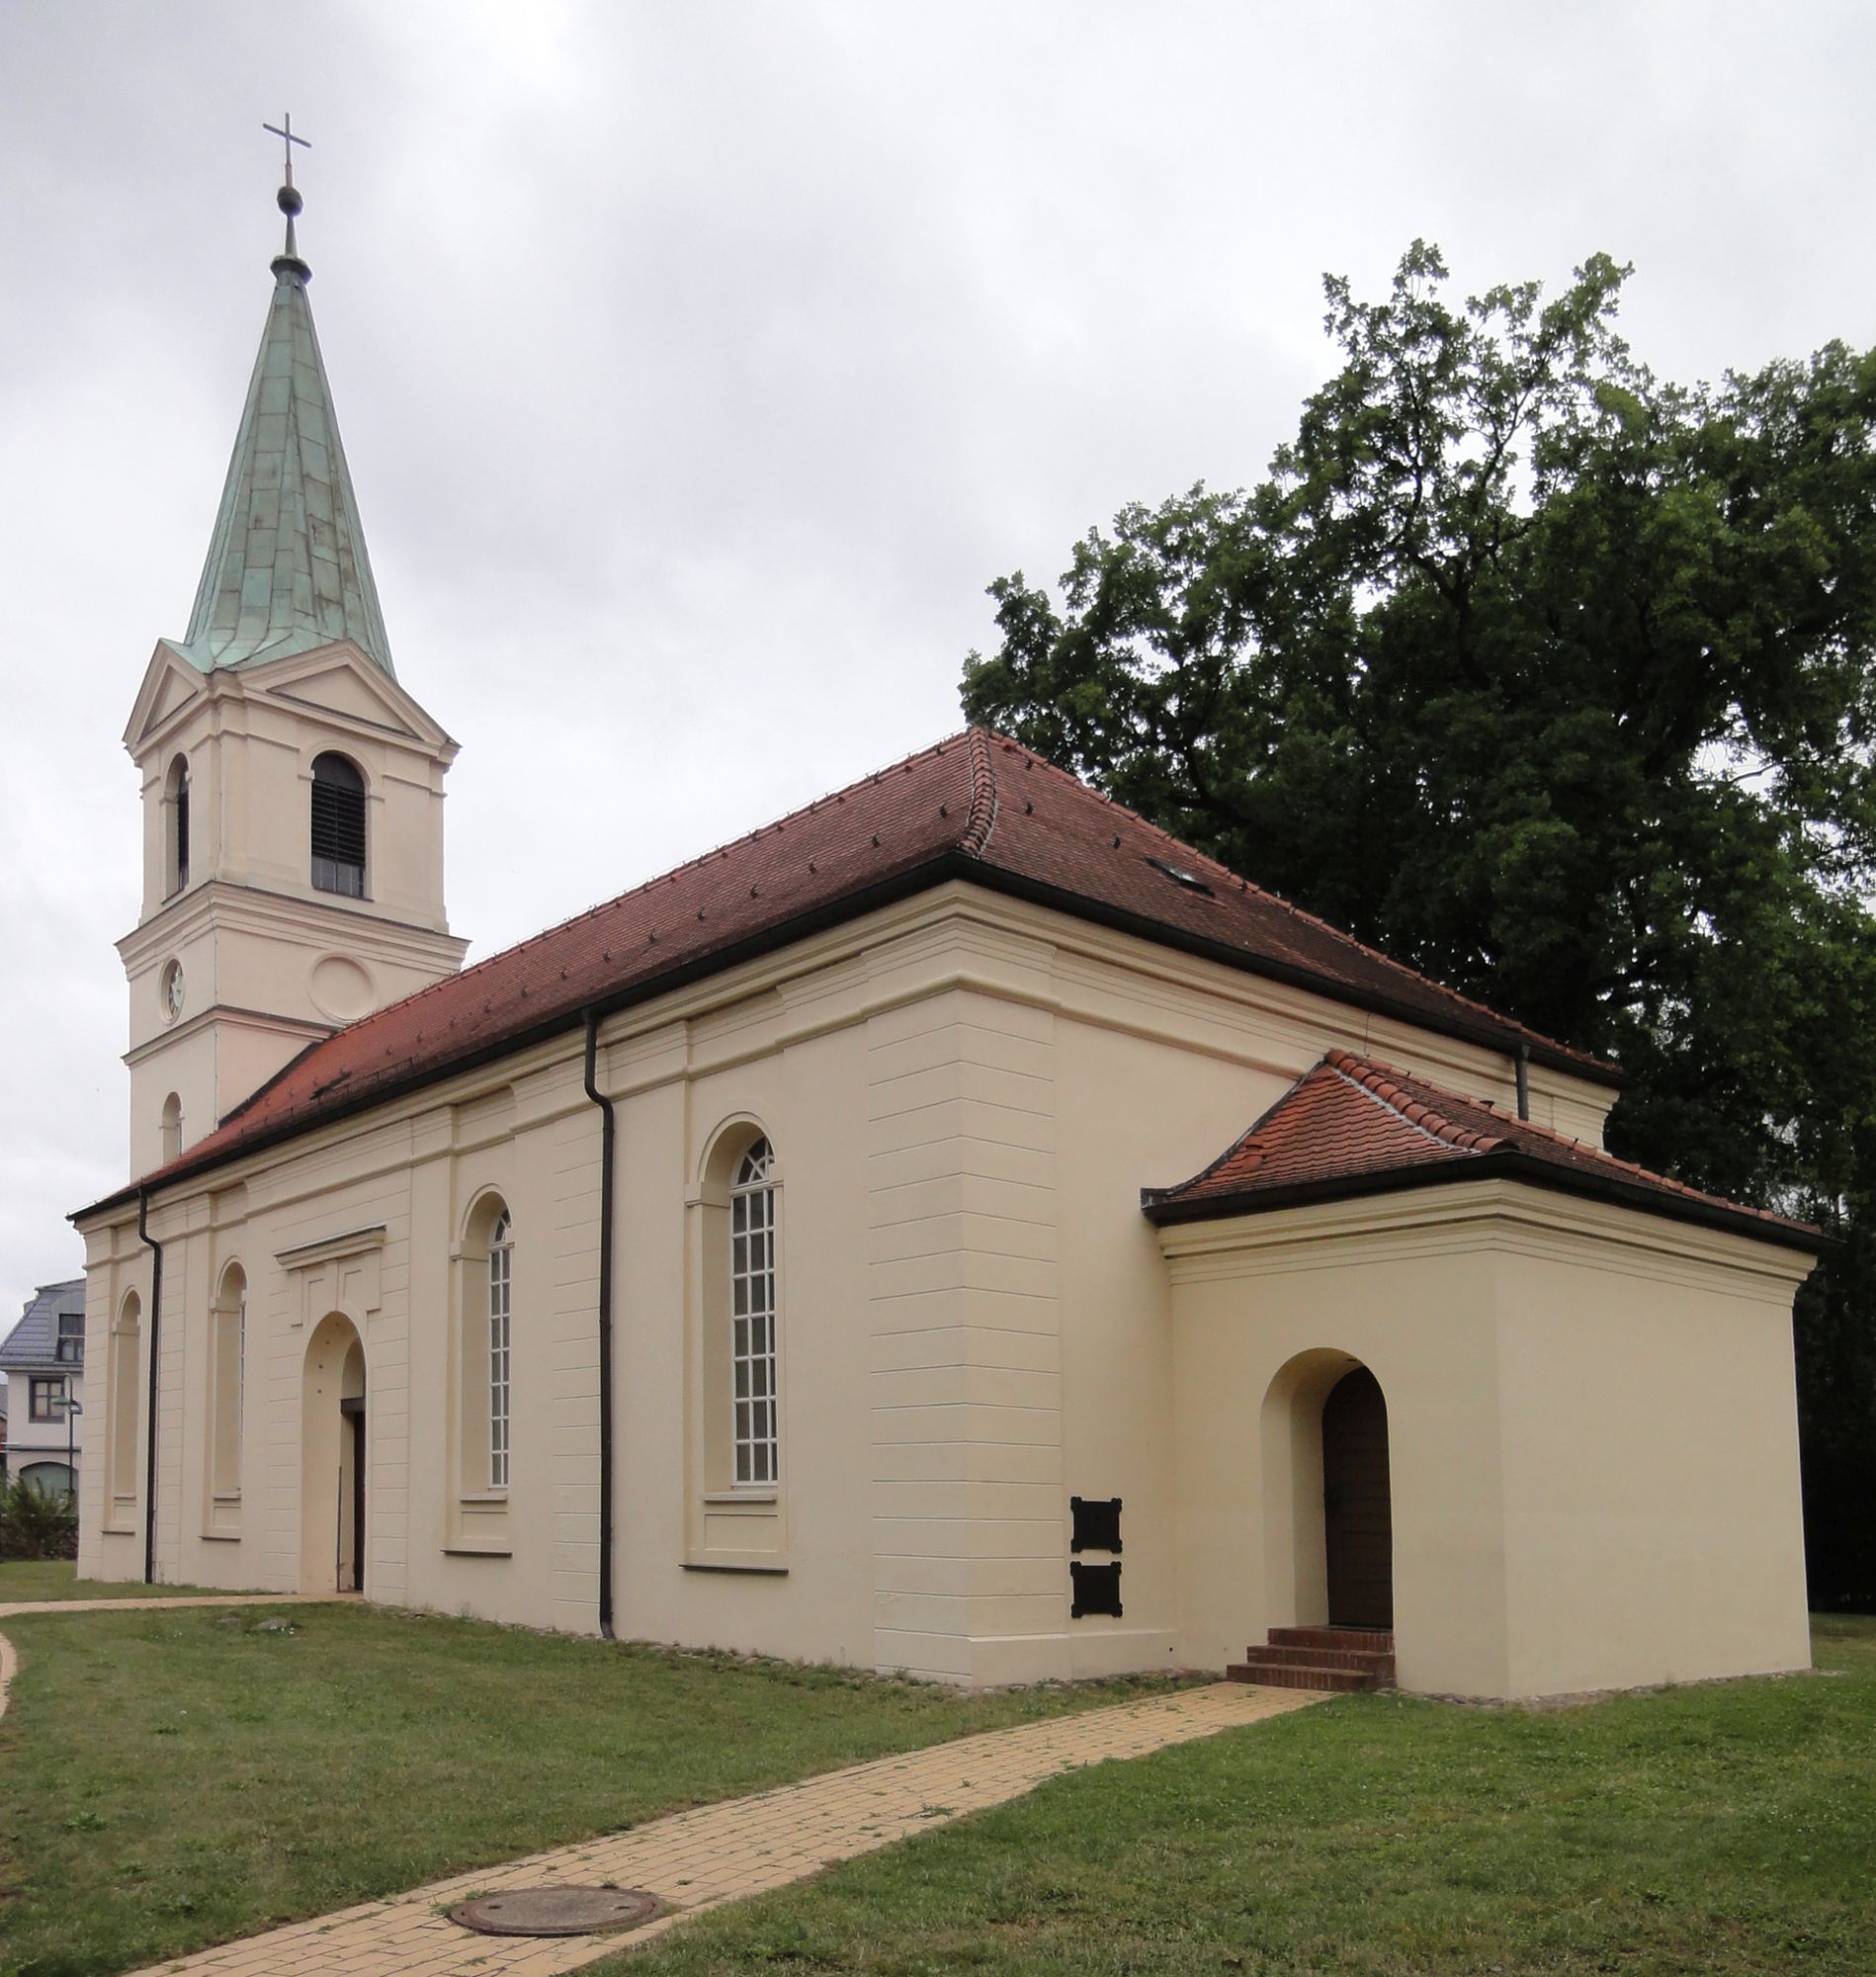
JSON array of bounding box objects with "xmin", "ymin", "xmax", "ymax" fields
[{"xmin": 53, "ymin": 1391, "xmax": 82, "ymax": 1501}]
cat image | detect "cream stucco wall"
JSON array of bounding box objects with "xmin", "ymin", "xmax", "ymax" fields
[{"xmin": 77, "ymin": 880, "xmax": 1807, "ymax": 1698}]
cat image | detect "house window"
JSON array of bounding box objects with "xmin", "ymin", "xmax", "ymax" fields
[
  {"xmin": 29, "ymin": 1376, "xmax": 67, "ymax": 1423},
  {"xmin": 310, "ymin": 752, "xmax": 367, "ymax": 898},
  {"xmin": 729, "ymin": 1139, "xmax": 778, "ymax": 1487},
  {"xmin": 55, "ymin": 1310, "xmax": 84, "ymax": 1364},
  {"xmin": 488, "ymin": 1211, "xmax": 512, "ymax": 1490},
  {"xmin": 165, "ymin": 754, "xmax": 191, "ymax": 895}
]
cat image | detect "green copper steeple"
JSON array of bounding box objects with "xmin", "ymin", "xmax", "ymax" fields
[{"xmin": 176, "ymin": 144, "xmax": 395, "ymax": 677}]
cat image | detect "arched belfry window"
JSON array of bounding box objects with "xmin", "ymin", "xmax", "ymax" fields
[
  {"xmin": 310, "ymin": 752, "xmax": 367, "ymax": 898},
  {"xmin": 488, "ymin": 1210, "xmax": 513, "ymax": 1489},
  {"xmin": 729, "ymin": 1139, "xmax": 778, "ymax": 1486},
  {"xmin": 165, "ymin": 755, "xmax": 191, "ymax": 895},
  {"xmin": 160, "ymin": 1092, "xmax": 183, "ymax": 1163}
]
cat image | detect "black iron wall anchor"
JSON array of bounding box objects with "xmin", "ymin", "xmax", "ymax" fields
[
  {"xmin": 1069, "ymin": 1495, "xmax": 1122, "ymax": 1554},
  {"xmin": 1068, "ymin": 1496, "xmax": 1123, "ymax": 1617},
  {"xmin": 1069, "ymin": 1559, "xmax": 1123, "ymax": 1618}
]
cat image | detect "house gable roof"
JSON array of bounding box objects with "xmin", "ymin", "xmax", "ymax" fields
[
  {"xmin": 78, "ymin": 730, "xmax": 1617, "ymax": 1220},
  {"xmin": 1142, "ymin": 1049, "xmax": 1824, "ymax": 1253},
  {"xmin": 0, "ymin": 1280, "xmax": 87, "ymax": 1372}
]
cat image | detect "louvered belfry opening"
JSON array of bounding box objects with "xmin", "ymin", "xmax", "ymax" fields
[
  {"xmin": 166, "ymin": 754, "xmax": 191, "ymax": 894},
  {"xmin": 310, "ymin": 751, "xmax": 367, "ymax": 898}
]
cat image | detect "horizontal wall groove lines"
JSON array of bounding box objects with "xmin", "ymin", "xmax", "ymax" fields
[
  {"xmin": 870, "ymin": 1327, "xmax": 1062, "ymax": 1371},
  {"xmin": 866, "ymin": 1215, "xmax": 1060, "ymax": 1269},
  {"xmin": 866, "ymin": 1173, "xmax": 1057, "ymax": 1225},
  {"xmin": 867, "ymin": 1062, "xmax": 1056, "ymax": 1121},
  {"xmin": 868, "ymin": 1141, "xmax": 1056, "ymax": 1190}
]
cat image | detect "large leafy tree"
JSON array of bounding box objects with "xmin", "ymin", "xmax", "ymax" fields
[{"xmin": 964, "ymin": 244, "xmax": 1876, "ymax": 1606}]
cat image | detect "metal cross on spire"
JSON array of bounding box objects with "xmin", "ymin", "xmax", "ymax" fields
[
  {"xmin": 262, "ymin": 114, "xmax": 313, "ymax": 284},
  {"xmin": 263, "ymin": 113, "xmax": 311, "ymax": 186}
]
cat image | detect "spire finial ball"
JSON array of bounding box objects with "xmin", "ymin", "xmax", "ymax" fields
[{"xmin": 278, "ymin": 183, "xmax": 303, "ymax": 218}]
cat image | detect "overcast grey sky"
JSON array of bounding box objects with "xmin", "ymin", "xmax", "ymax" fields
[{"xmin": 3, "ymin": 0, "xmax": 1873, "ymax": 1333}]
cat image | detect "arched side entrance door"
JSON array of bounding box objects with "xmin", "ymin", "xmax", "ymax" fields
[
  {"xmin": 1322, "ymin": 1367, "xmax": 1393, "ymax": 1629},
  {"xmin": 300, "ymin": 1313, "xmax": 367, "ymax": 1595}
]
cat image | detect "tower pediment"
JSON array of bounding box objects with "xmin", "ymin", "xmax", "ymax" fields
[
  {"xmin": 124, "ymin": 640, "xmax": 210, "ymax": 755},
  {"xmin": 244, "ymin": 642, "xmax": 457, "ymax": 756}
]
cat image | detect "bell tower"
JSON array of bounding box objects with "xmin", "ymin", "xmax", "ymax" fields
[{"xmin": 120, "ymin": 126, "xmax": 468, "ymax": 1176}]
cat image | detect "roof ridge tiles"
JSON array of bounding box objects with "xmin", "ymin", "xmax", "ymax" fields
[
  {"xmin": 1323, "ymin": 1047, "xmax": 1803, "ymax": 1230},
  {"xmin": 1323, "ymin": 1048, "xmax": 1507, "ymax": 1155}
]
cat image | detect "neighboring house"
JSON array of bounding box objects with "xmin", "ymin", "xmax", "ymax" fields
[
  {"xmin": 69, "ymin": 177, "xmax": 1824, "ymax": 1702},
  {"xmin": 0, "ymin": 1280, "xmax": 87, "ymax": 1500},
  {"xmin": 1, "ymin": 1376, "xmax": 9, "ymax": 1478}
]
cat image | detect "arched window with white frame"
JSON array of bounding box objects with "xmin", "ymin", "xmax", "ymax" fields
[
  {"xmin": 211, "ymin": 1263, "xmax": 247, "ymax": 1504},
  {"xmin": 729, "ymin": 1139, "xmax": 778, "ymax": 1487},
  {"xmin": 109, "ymin": 1289, "xmax": 142, "ymax": 1507},
  {"xmin": 487, "ymin": 1209, "xmax": 513, "ymax": 1490}
]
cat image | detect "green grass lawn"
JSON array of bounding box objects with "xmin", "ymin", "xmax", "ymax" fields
[
  {"xmin": 0, "ymin": 1561, "xmax": 247, "ymax": 1604},
  {"xmin": 600, "ymin": 1616, "xmax": 1876, "ymax": 1977},
  {"xmin": 0, "ymin": 1600, "xmax": 1181, "ymax": 1977}
]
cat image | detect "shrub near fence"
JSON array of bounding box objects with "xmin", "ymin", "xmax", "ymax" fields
[{"xmin": 0, "ymin": 1476, "xmax": 79, "ymax": 1561}]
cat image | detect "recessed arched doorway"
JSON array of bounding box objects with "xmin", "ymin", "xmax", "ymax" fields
[
  {"xmin": 1259, "ymin": 1349, "xmax": 1395, "ymax": 1634},
  {"xmin": 1321, "ymin": 1366, "xmax": 1393, "ymax": 1628},
  {"xmin": 300, "ymin": 1312, "xmax": 367, "ymax": 1594}
]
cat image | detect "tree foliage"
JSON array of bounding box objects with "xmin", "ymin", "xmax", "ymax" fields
[{"xmin": 963, "ymin": 244, "xmax": 1876, "ymax": 1605}]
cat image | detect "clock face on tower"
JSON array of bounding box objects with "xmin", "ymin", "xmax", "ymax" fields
[{"xmin": 160, "ymin": 958, "xmax": 185, "ymax": 1022}]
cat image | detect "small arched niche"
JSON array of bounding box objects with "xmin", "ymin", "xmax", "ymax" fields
[{"xmin": 160, "ymin": 1092, "xmax": 183, "ymax": 1163}]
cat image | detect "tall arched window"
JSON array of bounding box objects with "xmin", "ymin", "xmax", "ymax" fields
[
  {"xmin": 212, "ymin": 1264, "xmax": 246, "ymax": 1501},
  {"xmin": 456, "ymin": 1192, "xmax": 514, "ymax": 1511},
  {"xmin": 160, "ymin": 1092, "xmax": 183, "ymax": 1163},
  {"xmin": 164, "ymin": 754, "xmax": 191, "ymax": 895},
  {"xmin": 310, "ymin": 752, "xmax": 367, "ymax": 898},
  {"xmin": 729, "ymin": 1139, "xmax": 778, "ymax": 1486},
  {"xmin": 488, "ymin": 1210, "xmax": 512, "ymax": 1490},
  {"xmin": 110, "ymin": 1290, "xmax": 142, "ymax": 1506}
]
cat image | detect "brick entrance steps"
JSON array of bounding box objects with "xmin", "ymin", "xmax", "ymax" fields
[{"xmin": 1228, "ymin": 1626, "xmax": 1395, "ymax": 1692}]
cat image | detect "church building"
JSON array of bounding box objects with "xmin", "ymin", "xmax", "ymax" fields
[{"xmin": 72, "ymin": 172, "xmax": 1824, "ymax": 1701}]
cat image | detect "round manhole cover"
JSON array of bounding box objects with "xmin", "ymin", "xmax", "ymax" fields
[{"xmin": 447, "ymin": 1885, "xmax": 662, "ymax": 1937}]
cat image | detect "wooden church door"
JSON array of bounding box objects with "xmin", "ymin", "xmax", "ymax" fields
[{"xmin": 1322, "ymin": 1367, "xmax": 1393, "ymax": 1629}]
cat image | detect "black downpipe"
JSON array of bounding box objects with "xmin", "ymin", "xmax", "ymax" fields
[
  {"xmin": 135, "ymin": 1187, "xmax": 163, "ymax": 1585},
  {"xmin": 582, "ymin": 1011, "xmax": 617, "ymax": 1639},
  {"xmin": 1515, "ymin": 1044, "xmax": 1531, "ymax": 1122}
]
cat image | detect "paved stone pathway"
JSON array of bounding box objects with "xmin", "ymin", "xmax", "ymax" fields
[{"xmin": 122, "ymin": 1681, "xmax": 1322, "ymax": 1976}]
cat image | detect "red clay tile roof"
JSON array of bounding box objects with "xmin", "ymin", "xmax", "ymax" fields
[
  {"xmin": 82, "ymin": 730, "xmax": 1618, "ymax": 1219},
  {"xmin": 1143, "ymin": 1048, "xmax": 1823, "ymax": 1252}
]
